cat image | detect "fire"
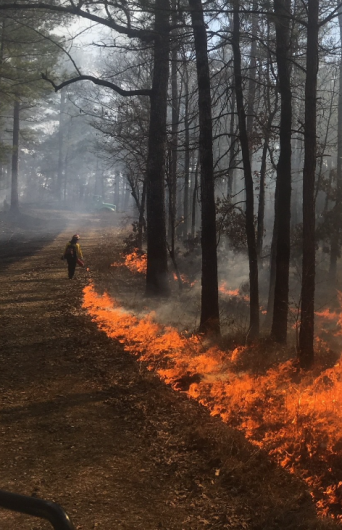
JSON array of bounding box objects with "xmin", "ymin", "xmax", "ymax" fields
[
  {"xmin": 219, "ymin": 281, "xmax": 250, "ymax": 301},
  {"xmin": 219, "ymin": 283, "xmax": 239, "ymax": 297},
  {"xmin": 112, "ymin": 251, "xmax": 198, "ymax": 286},
  {"xmin": 172, "ymin": 272, "xmax": 197, "ymax": 287},
  {"xmin": 111, "ymin": 249, "xmax": 147, "ymax": 274},
  {"xmin": 315, "ymin": 308, "xmax": 342, "ymax": 339},
  {"xmin": 316, "ymin": 309, "xmax": 340, "ymax": 322},
  {"xmin": 83, "ymin": 282, "xmax": 342, "ymax": 520}
]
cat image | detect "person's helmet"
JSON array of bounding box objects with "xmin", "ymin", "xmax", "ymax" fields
[{"xmin": 72, "ymin": 234, "xmax": 80, "ymax": 240}]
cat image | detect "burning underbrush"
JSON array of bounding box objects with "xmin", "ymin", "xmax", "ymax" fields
[
  {"xmin": 112, "ymin": 248, "xmax": 147, "ymax": 274},
  {"xmin": 110, "ymin": 249, "xmax": 254, "ymax": 334},
  {"xmin": 83, "ymin": 267, "xmax": 342, "ymax": 522}
]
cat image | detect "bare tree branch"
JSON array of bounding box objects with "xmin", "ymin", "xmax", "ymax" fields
[
  {"xmin": 41, "ymin": 72, "xmax": 152, "ymax": 96},
  {"xmin": 319, "ymin": 2, "xmax": 342, "ymax": 27},
  {"xmin": 0, "ymin": 2, "xmax": 157, "ymax": 41}
]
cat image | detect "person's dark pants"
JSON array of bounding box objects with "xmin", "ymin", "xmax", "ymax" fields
[{"xmin": 67, "ymin": 257, "xmax": 77, "ymax": 279}]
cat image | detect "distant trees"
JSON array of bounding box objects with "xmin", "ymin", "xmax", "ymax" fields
[
  {"xmin": 0, "ymin": 10, "xmax": 62, "ymax": 212},
  {"xmin": 5, "ymin": 0, "xmax": 172, "ymax": 297}
]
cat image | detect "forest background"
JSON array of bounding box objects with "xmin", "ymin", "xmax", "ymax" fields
[{"xmin": 1, "ymin": 1, "xmax": 342, "ymax": 396}]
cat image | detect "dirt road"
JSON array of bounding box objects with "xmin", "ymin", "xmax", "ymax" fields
[{"xmin": 0, "ymin": 210, "xmax": 338, "ymax": 530}]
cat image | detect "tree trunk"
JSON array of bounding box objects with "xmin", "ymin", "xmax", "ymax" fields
[
  {"xmin": 191, "ymin": 159, "xmax": 199, "ymax": 239},
  {"xmin": 264, "ymin": 185, "xmax": 279, "ymax": 329},
  {"xmin": 232, "ymin": 0, "xmax": 259, "ymax": 340},
  {"xmin": 145, "ymin": 0, "xmax": 170, "ymax": 297},
  {"xmin": 257, "ymin": 139, "xmax": 267, "ymax": 258},
  {"xmin": 183, "ymin": 62, "xmax": 190, "ymax": 238},
  {"xmin": 329, "ymin": 2, "xmax": 342, "ymax": 281},
  {"xmin": 271, "ymin": 0, "xmax": 292, "ymax": 343},
  {"xmin": 169, "ymin": 17, "xmax": 179, "ymax": 258},
  {"xmin": 114, "ymin": 173, "xmax": 120, "ymax": 211},
  {"xmin": 129, "ymin": 175, "xmax": 147, "ymax": 251},
  {"xmin": 10, "ymin": 99, "xmax": 20, "ymax": 214},
  {"xmin": 298, "ymin": 0, "xmax": 319, "ymax": 368},
  {"xmin": 189, "ymin": 0, "xmax": 220, "ymax": 335},
  {"xmin": 57, "ymin": 88, "xmax": 66, "ymax": 203},
  {"xmin": 0, "ymin": 18, "xmax": 6, "ymax": 186},
  {"xmin": 257, "ymin": 27, "xmax": 276, "ymax": 261},
  {"xmin": 246, "ymin": 1, "xmax": 258, "ymax": 144},
  {"xmin": 227, "ymin": 88, "xmax": 236, "ymax": 198}
]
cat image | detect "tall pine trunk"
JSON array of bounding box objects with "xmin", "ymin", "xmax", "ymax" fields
[
  {"xmin": 329, "ymin": 1, "xmax": 342, "ymax": 281},
  {"xmin": 232, "ymin": 0, "xmax": 259, "ymax": 340},
  {"xmin": 10, "ymin": 99, "xmax": 20, "ymax": 214},
  {"xmin": 145, "ymin": 0, "xmax": 170, "ymax": 297},
  {"xmin": 257, "ymin": 32, "xmax": 276, "ymax": 261},
  {"xmin": 298, "ymin": 0, "xmax": 319, "ymax": 368},
  {"xmin": 191, "ymin": 159, "xmax": 199, "ymax": 239},
  {"xmin": 57, "ymin": 88, "xmax": 66, "ymax": 203},
  {"xmin": 246, "ymin": 1, "xmax": 258, "ymax": 144},
  {"xmin": 183, "ymin": 90, "xmax": 190, "ymax": 238},
  {"xmin": 264, "ymin": 182, "xmax": 279, "ymax": 329},
  {"xmin": 271, "ymin": 0, "xmax": 292, "ymax": 343},
  {"xmin": 227, "ymin": 88, "xmax": 236, "ymax": 198},
  {"xmin": 183, "ymin": 59, "xmax": 190, "ymax": 238},
  {"xmin": 257, "ymin": 138, "xmax": 268, "ymax": 259},
  {"xmin": 169, "ymin": 13, "xmax": 179, "ymax": 258},
  {"xmin": 189, "ymin": 0, "xmax": 220, "ymax": 334}
]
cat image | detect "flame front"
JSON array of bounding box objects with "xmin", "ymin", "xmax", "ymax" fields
[{"xmin": 83, "ymin": 282, "xmax": 342, "ymax": 520}]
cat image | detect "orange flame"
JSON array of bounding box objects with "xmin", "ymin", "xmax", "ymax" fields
[
  {"xmin": 112, "ymin": 252, "xmax": 198, "ymax": 286},
  {"xmin": 172, "ymin": 272, "xmax": 197, "ymax": 287},
  {"xmin": 219, "ymin": 281, "xmax": 250, "ymax": 302},
  {"xmin": 83, "ymin": 282, "xmax": 342, "ymax": 520},
  {"xmin": 111, "ymin": 250, "xmax": 147, "ymax": 274}
]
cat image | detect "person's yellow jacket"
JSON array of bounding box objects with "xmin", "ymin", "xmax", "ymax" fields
[{"xmin": 63, "ymin": 242, "xmax": 83, "ymax": 259}]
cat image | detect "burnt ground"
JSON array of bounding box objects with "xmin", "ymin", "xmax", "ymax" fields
[{"xmin": 0, "ymin": 208, "xmax": 340, "ymax": 530}]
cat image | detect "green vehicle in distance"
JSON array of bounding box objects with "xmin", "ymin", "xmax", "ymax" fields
[{"xmin": 92, "ymin": 195, "xmax": 116, "ymax": 213}]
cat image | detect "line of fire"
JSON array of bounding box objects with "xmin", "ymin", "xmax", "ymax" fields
[{"xmin": 82, "ymin": 250, "xmax": 342, "ymax": 522}]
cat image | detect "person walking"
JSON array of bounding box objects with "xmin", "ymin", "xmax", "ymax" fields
[{"xmin": 62, "ymin": 234, "xmax": 84, "ymax": 279}]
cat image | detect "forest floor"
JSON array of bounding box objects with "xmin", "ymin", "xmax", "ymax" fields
[{"xmin": 0, "ymin": 207, "xmax": 340, "ymax": 530}]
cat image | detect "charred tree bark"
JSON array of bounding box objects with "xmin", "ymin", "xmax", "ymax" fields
[
  {"xmin": 299, "ymin": 0, "xmax": 319, "ymax": 368},
  {"xmin": 145, "ymin": 0, "xmax": 170, "ymax": 297},
  {"xmin": 10, "ymin": 98, "xmax": 20, "ymax": 214},
  {"xmin": 270, "ymin": 0, "xmax": 292, "ymax": 343},
  {"xmin": 189, "ymin": 0, "xmax": 220, "ymax": 335},
  {"xmin": 232, "ymin": 0, "xmax": 259, "ymax": 340}
]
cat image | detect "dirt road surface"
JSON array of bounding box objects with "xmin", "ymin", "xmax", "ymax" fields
[{"xmin": 0, "ymin": 209, "xmax": 339, "ymax": 530}]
